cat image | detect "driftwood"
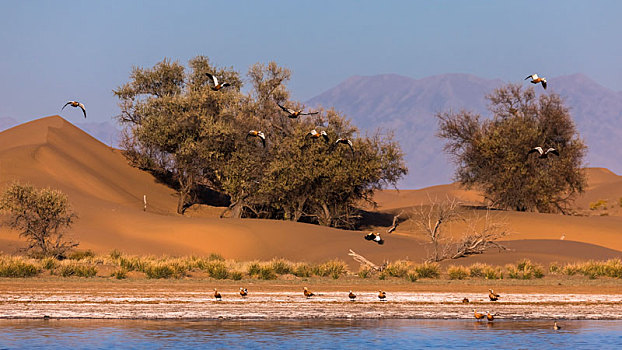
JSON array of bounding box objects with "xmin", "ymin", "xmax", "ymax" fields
[{"xmin": 348, "ymin": 249, "xmax": 386, "ymax": 272}]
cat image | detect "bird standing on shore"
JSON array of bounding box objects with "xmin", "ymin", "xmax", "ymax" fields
[
  {"xmin": 486, "ymin": 311, "xmax": 495, "ymax": 322},
  {"xmin": 525, "ymin": 73, "xmax": 547, "ymax": 89},
  {"xmin": 214, "ymin": 288, "xmax": 222, "ymax": 301},
  {"xmin": 239, "ymin": 288, "xmax": 248, "ymax": 298},
  {"xmin": 528, "ymin": 147, "xmax": 559, "ymax": 159},
  {"xmin": 303, "ymin": 287, "xmax": 314, "ymax": 298},
  {"xmin": 473, "ymin": 309, "xmax": 485, "ymax": 320},
  {"xmin": 364, "ymin": 232, "xmax": 384, "ymax": 245},
  {"xmin": 378, "ymin": 290, "xmax": 386, "ymax": 301},
  {"xmin": 277, "ymin": 103, "xmax": 319, "ymax": 119},
  {"xmin": 348, "ymin": 290, "xmax": 357, "ymax": 301},
  {"xmin": 462, "ymin": 298, "xmax": 470, "ymax": 303},
  {"xmin": 61, "ymin": 101, "xmax": 87, "ymax": 118},
  {"xmin": 205, "ymin": 73, "xmax": 231, "ymax": 91},
  {"xmin": 488, "ymin": 289, "xmax": 500, "ymax": 301},
  {"xmin": 553, "ymin": 321, "xmax": 561, "ymax": 330}
]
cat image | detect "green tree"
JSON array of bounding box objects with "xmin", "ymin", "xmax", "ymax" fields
[
  {"xmin": 0, "ymin": 183, "xmax": 78, "ymax": 257},
  {"xmin": 437, "ymin": 84, "xmax": 587, "ymax": 213}
]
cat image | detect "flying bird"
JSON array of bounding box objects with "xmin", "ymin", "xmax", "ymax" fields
[
  {"xmin": 488, "ymin": 289, "xmax": 500, "ymax": 301},
  {"xmin": 61, "ymin": 101, "xmax": 87, "ymax": 118},
  {"xmin": 239, "ymin": 288, "xmax": 248, "ymax": 298},
  {"xmin": 525, "ymin": 74, "xmax": 547, "ymax": 90},
  {"xmin": 473, "ymin": 309, "xmax": 486, "ymax": 320},
  {"xmin": 247, "ymin": 130, "xmax": 266, "ymax": 147},
  {"xmin": 205, "ymin": 73, "xmax": 231, "ymax": 91},
  {"xmin": 348, "ymin": 290, "xmax": 357, "ymax": 301},
  {"xmin": 528, "ymin": 147, "xmax": 559, "ymax": 159},
  {"xmin": 335, "ymin": 138, "xmax": 354, "ymax": 155},
  {"xmin": 303, "ymin": 287, "xmax": 314, "ymax": 298},
  {"xmin": 306, "ymin": 129, "xmax": 329, "ymax": 143},
  {"xmin": 364, "ymin": 232, "xmax": 384, "ymax": 245},
  {"xmin": 214, "ymin": 288, "xmax": 222, "ymax": 301},
  {"xmin": 277, "ymin": 103, "xmax": 319, "ymax": 119},
  {"xmin": 378, "ymin": 290, "xmax": 386, "ymax": 301}
]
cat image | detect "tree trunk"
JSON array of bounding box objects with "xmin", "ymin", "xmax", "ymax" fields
[
  {"xmin": 318, "ymin": 202, "xmax": 332, "ymax": 226},
  {"xmin": 230, "ymin": 198, "xmax": 245, "ymax": 219}
]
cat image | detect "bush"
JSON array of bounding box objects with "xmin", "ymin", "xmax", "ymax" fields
[
  {"xmin": 293, "ymin": 263, "xmax": 312, "ymax": 277},
  {"xmin": 589, "ymin": 199, "xmax": 608, "ymax": 210},
  {"xmin": 68, "ymin": 250, "xmax": 95, "ymax": 260},
  {"xmin": 447, "ymin": 265, "xmax": 469, "ymax": 280},
  {"xmin": 413, "ymin": 262, "xmax": 440, "ymax": 279},
  {"xmin": 385, "ymin": 261, "xmax": 410, "ymax": 278},
  {"xmin": 144, "ymin": 262, "xmax": 186, "ymax": 279},
  {"xmin": 119, "ymin": 256, "xmax": 148, "ymax": 272},
  {"xmin": 111, "ymin": 269, "xmax": 128, "ymax": 279},
  {"xmin": 506, "ymin": 259, "xmax": 544, "ymax": 279},
  {"xmin": 205, "ymin": 261, "xmax": 229, "ymax": 279},
  {"xmin": 258, "ymin": 265, "xmax": 277, "ymax": 280},
  {"xmin": 468, "ymin": 263, "xmax": 488, "ymax": 278},
  {"xmin": 549, "ymin": 262, "xmax": 561, "ymax": 274},
  {"xmin": 483, "ymin": 266, "xmax": 503, "ymax": 279},
  {"xmin": 42, "ymin": 257, "xmax": 58, "ymax": 270},
  {"xmin": 208, "ymin": 253, "xmax": 225, "ymax": 261},
  {"xmin": 247, "ymin": 262, "xmax": 261, "ymax": 276},
  {"xmin": 270, "ymin": 258, "xmax": 293, "ymax": 275},
  {"xmin": 109, "ymin": 249, "xmax": 122, "ymax": 260},
  {"xmin": 230, "ymin": 271, "xmax": 244, "ymax": 280},
  {"xmin": 406, "ymin": 271, "xmax": 418, "ymax": 282},
  {"xmin": 357, "ymin": 267, "xmax": 373, "ymax": 279},
  {"xmin": 313, "ymin": 260, "xmax": 347, "ymax": 279},
  {"xmin": 0, "ymin": 257, "xmax": 40, "ymax": 277},
  {"xmin": 58, "ymin": 263, "xmax": 97, "ymax": 277}
]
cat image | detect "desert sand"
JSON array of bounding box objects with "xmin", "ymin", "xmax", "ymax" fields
[{"xmin": 0, "ymin": 116, "xmax": 621, "ymax": 268}]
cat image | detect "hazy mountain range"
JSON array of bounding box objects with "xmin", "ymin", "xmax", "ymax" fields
[
  {"xmin": 2, "ymin": 73, "xmax": 620, "ymax": 189},
  {"xmin": 307, "ymin": 73, "xmax": 622, "ymax": 188}
]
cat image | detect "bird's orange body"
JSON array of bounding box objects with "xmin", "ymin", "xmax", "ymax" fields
[
  {"xmin": 303, "ymin": 287, "xmax": 314, "ymax": 298},
  {"xmin": 349, "ymin": 291, "xmax": 356, "ymax": 301},
  {"xmin": 214, "ymin": 289, "xmax": 222, "ymax": 300},
  {"xmin": 378, "ymin": 290, "xmax": 386, "ymax": 300},
  {"xmin": 487, "ymin": 312, "xmax": 495, "ymax": 321},
  {"xmin": 473, "ymin": 310, "xmax": 485, "ymax": 320}
]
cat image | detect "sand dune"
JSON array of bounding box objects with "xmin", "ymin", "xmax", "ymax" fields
[{"xmin": 0, "ymin": 116, "xmax": 620, "ymax": 266}]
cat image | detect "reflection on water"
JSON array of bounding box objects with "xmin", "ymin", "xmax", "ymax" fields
[{"xmin": 1, "ymin": 319, "xmax": 622, "ymax": 349}]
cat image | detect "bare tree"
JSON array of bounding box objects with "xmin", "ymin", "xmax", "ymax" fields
[
  {"xmin": 450, "ymin": 209, "xmax": 508, "ymax": 259},
  {"xmin": 412, "ymin": 197, "xmax": 460, "ymax": 262}
]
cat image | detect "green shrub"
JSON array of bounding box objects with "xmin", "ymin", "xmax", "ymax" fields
[
  {"xmin": 58, "ymin": 263, "xmax": 97, "ymax": 277},
  {"xmin": 0, "ymin": 257, "xmax": 40, "ymax": 277},
  {"xmin": 119, "ymin": 256, "xmax": 148, "ymax": 272},
  {"xmin": 385, "ymin": 261, "xmax": 410, "ymax": 278},
  {"xmin": 589, "ymin": 199, "xmax": 608, "ymax": 210},
  {"xmin": 270, "ymin": 258, "xmax": 293, "ymax": 275},
  {"xmin": 293, "ymin": 263, "xmax": 312, "ymax": 277},
  {"xmin": 413, "ymin": 262, "xmax": 440, "ymax": 279},
  {"xmin": 483, "ymin": 266, "xmax": 503, "ymax": 280},
  {"xmin": 208, "ymin": 253, "xmax": 225, "ymax": 261},
  {"xmin": 144, "ymin": 262, "xmax": 186, "ymax": 279},
  {"xmin": 549, "ymin": 262, "xmax": 561, "ymax": 274},
  {"xmin": 109, "ymin": 249, "xmax": 122, "ymax": 260},
  {"xmin": 447, "ymin": 265, "xmax": 469, "ymax": 280},
  {"xmin": 247, "ymin": 262, "xmax": 261, "ymax": 276},
  {"xmin": 314, "ymin": 260, "xmax": 347, "ymax": 279},
  {"xmin": 406, "ymin": 271, "xmax": 418, "ymax": 282},
  {"xmin": 111, "ymin": 269, "xmax": 128, "ymax": 279},
  {"xmin": 42, "ymin": 257, "xmax": 58, "ymax": 270},
  {"xmin": 468, "ymin": 263, "xmax": 488, "ymax": 277},
  {"xmin": 205, "ymin": 261, "xmax": 229, "ymax": 279},
  {"xmin": 230, "ymin": 271, "xmax": 244, "ymax": 280},
  {"xmin": 68, "ymin": 250, "xmax": 95, "ymax": 260},
  {"xmin": 506, "ymin": 260, "xmax": 544, "ymax": 279},
  {"xmin": 357, "ymin": 267, "xmax": 372, "ymax": 279},
  {"xmin": 258, "ymin": 265, "xmax": 277, "ymax": 280}
]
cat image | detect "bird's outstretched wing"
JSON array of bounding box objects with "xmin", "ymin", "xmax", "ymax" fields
[
  {"xmin": 364, "ymin": 233, "xmax": 376, "ymax": 241},
  {"xmin": 78, "ymin": 103, "xmax": 87, "ymax": 118},
  {"xmin": 528, "ymin": 147, "xmax": 543, "ymax": 155},
  {"xmin": 525, "ymin": 75, "xmax": 533, "ymax": 80},
  {"xmin": 61, "ymin": 101, "xmax": 72, "ymax": 111},
  {"xmin": 321, "ymin": 132, "xmax": 329, "ymax": 143},
  {"xmin": 277, "ymin": 103, "xmax": 295, "ymax": 115},
  {"xmin": 301, "ymin": 111, "xmax": 319, "ymax": 116},
  {"xmin": 546, "ymin": 148, "xmax": 559, "ymax": 156},
  {"xmin": 541, "ymin": 81, "xmax": 547, "ymax": 90},
  {"xmin": 205, "ymin": 73, "xmax": 218, "ymax": 86}
]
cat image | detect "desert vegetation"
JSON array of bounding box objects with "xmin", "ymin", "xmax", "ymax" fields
[
  {"xmin": 114, "ymin": 57, "xmax": 407, "ymax": 228},
  {"xmin": 1, "ymin": 252, "xmax": 621, "ymax": 282},
  {"xmin": 437, "ymin": 84, "xmax": 587, "ymax": 213}
]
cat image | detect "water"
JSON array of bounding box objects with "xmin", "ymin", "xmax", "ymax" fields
[{"xmin": 1, "ymin": 319, "xmax": 621, "ymax": 349}]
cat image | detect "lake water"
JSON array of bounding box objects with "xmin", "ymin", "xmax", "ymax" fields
[{"xmin": 1, "ymin": 319, "xmax": 621, "ymax": 349}]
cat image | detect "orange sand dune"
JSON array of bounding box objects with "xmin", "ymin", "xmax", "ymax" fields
[{"xmin": 0, "ymin": 116, "xmax": 620, "ymax": 266}]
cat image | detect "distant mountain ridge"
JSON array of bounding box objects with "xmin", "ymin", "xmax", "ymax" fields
[{"xmin": 307, "ymin": 73, "xmax": 622, "ymax": 189}]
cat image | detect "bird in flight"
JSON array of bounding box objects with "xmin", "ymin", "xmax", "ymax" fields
[
  {"xmin": 528, "ymin": 147, "xmax": 559, "ymax": 159},
  {"xmin": 61, "ymin": 101, "xmax": 87, "ymax": 118},
  {"xmin": 525, "ymin": 74, "xmax": 547, "ymax": 90},
  {"xmin": 306, "ymin": 129, "xmax": 329, "ymax": 143},
  {"xmin": 364, "ymin": 232, "xmax": 384, "ymax": 245},
  {"xmin": 335, "ymin": 138, "xmax": 354, "ymax": 155},
  {"xmin": 247, "ymin": 130, "xmax": 266, "ymax": 147},
  {"xmin": 205, "ymin": 73, "xmax": 231, "ymax": 91},
  {"xmin": 277, "ymin": 103, "xmax": 319, "ymax": 119}
]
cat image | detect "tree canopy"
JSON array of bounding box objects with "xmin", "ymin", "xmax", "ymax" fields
[
  {"xmin": 114, "ymin": 56, "xmax": 407, "ymax": 227},
  {"xmin": 437, "ymin": 84, "xmax": 587, "ymax": 213}
]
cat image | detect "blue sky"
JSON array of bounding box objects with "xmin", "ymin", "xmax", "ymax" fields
[{"xmin": 1, "ymin": 0, "xmax": 621, "ymax": 124}]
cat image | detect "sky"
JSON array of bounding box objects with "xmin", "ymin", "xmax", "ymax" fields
[{"xmin": 1, "ymin": 0, "xmax": 621, "ymax": 124}]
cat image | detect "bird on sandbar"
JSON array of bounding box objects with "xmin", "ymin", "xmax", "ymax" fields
[
  {"xmin": 486, "ymin": 311, "xmax": 495, "ymax": 322},
  {"xmin": 214, "ymin": 288, "xmax": 222, "ymax": 301},
  {"xmin": 277, "ymin": 103, "xmax": 319, "ymax": 119},
  {"xmin": 61, "ymin": 101, "xmax": 87, "ymax": 118},
  {"xmin": 488, "ymin": 289, "xmax": 500, "ymax": 301},
  {"xmin": 334, "ymin": 138, "xmax": 354, "ymax": 155},
  {"xmin": 364, "ymin": 232, "xmax": 384, "ymax": 245},
  {"xmin": 525, "ymin": 73, "xmax": 547, "ymax": 90},
  {"xmin": 303, "ymin": 287, "xmax": 314, "ymax": 298},
  {"xmin": 553, "ymin": 321, "xmax": 561, "ymax": 330},
  {"xmin": 348, "ymin": 290, "xmax": 357, "ymax": 301},
  {"xmin": 306, "ymin": 129, "xmax": 329, "ymax": 143},
  {"xmin": 239, "ymin": 287, "xmax": 248, "ymax": 298},
  {"xmin": 378, "ymin": 290, "xmax": 386, "ymax": 301},
  {"xmin": 462, "ymin": 298, "xmax": 470, "ymax": 303},
  {"xmin": 473, "ymin": 309, "xmax": 486, "ymax": 320},
  {"xmin": 528, "ymin": 146, "xmax": 559, "ymax": 159},
  {"xmin": 246, "ymin": 130, "xmax": 266, "ymax": 147},
  {"xmin": 205, "ymin": 73, "xmax": 231, "ymax": 91}
]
